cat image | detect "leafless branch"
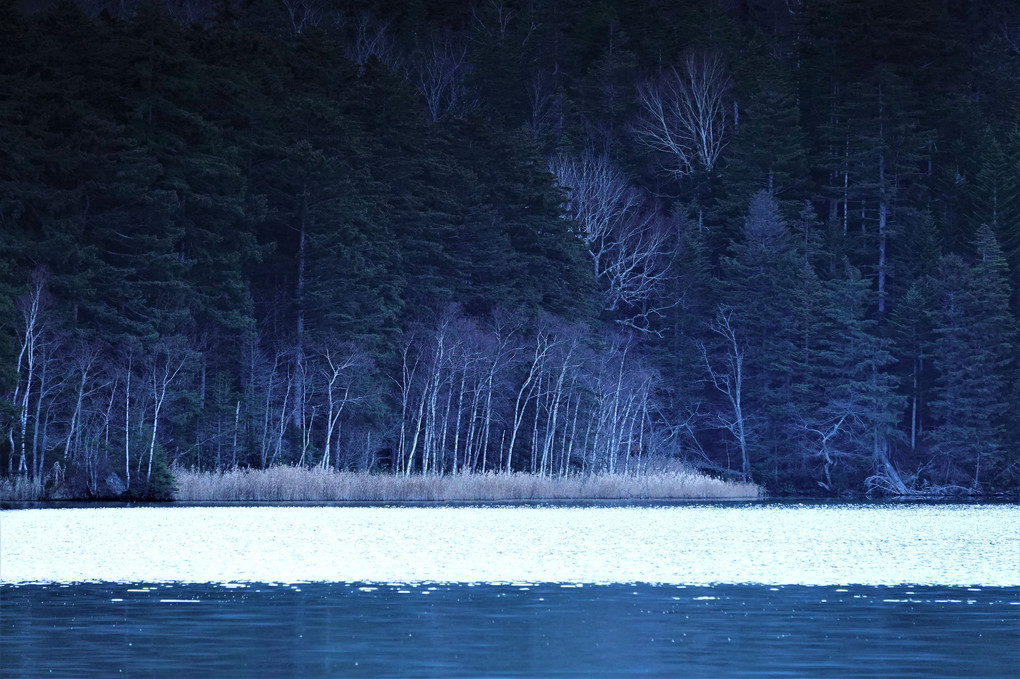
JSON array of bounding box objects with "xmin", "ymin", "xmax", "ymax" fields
[
  {"xmin": 549, "ymin": 151, "xmax": 675, "ymax": 328},
  {"xmin": 410, "ymin": 31, "xmax": 472, "ymax": 121},
  {"xmin": 281, "ymin": 0, "xmax": 325, "ymax": 35},
  {"xmin": 1004, "ymin": 22, "xmax": 1020, "ymax": 56},
  {"xmin": 528, "ymin": 69, "xmax": 564, "ymax": 141},
  {"xmin": 699, "ymin": 307, "xmax": 751, "ymax": 479},
  {"xmin": 635, "ymin": 51, "xmax": 731, "ymax": 177},
  {"xmin": 346, "ymin": 14, "xmax": 398, "ymax": 70}
]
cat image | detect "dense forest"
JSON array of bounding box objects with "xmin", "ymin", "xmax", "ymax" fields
[{"xmin": 1, "ymin": 0, "xmax": 1018, "ymax": 498}]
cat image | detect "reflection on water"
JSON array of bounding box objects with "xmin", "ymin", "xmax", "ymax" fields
[
  {"xmin": 3, "ymin": 583, "xmax": 1017, "ymax": 678},
  {"xmin": 3, "ymin": 504, "xmax": 1018, "ymax": 585},
  {"xmin": 3, "ymin": 505, "xmax": 1017, "ymax": 676}
]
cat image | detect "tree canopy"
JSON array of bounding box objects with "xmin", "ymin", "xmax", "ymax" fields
[{"xmin": 1, "ymin": 0, "xmax": 1017, "ymax": 497}]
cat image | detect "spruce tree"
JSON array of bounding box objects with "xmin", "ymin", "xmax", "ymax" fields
[
  {"xmin": 718, "ymin": 190, "xmax": 807, "ymax": 482},
  {"xmin": 967, "ymin": 130, "xmax": 1020, "ymax": 317},
  {"xmin": 928, "ymin": 226, "xmax": 1016, "ymax": 488},
  {"xmin": 807, "ymin": 260, "xmax": 901, "ymax": 491}
]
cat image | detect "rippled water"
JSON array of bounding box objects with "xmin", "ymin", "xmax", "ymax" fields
[
  {"xmin": 2, "ymin": 504, "xmax": 1017, "ymax": 585},
  {"xmin": 3, "ymin": 582, "xmax": 1017, "ymax": 678},
  {"xmin": 1, "ymin": 504, "xmax": 1018, "ymax": 677}
]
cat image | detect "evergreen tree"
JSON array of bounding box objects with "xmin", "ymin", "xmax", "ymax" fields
[
  {"xmin": 1, "ymin": 0, "xmax": 1018, "ymax": 495},
  {"xmin": 807, "ymin": 260, "xmax": 901, "ymax": 491},
  {"xmin": 928, "ymin": 226, "xmax": 1016, "ymax": 489},
  {"xmin": 966, "ymin": 129, "xmax": 1020, "ymax": 317},
  {"xmin": 888, "ymin": 280, "xmax": 936, "ymax": 462},
  {"xmin": 718, "ymin": 190, "xmax": 807, "ymax": 483},
  {"xmin": 711, "ymin": 63, "xmax": 808, "ymax": 250}
]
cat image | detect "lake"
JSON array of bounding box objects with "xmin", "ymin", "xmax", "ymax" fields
[{"xmin": 2, "ymin": 503, "xmax": 1018, "ymax": 677}]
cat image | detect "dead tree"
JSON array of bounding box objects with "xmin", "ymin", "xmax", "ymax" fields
[
  {"xmin": 549, "ymin": 151, "xmax": 675, "ymax": 332},
  {"xmin": 411, "ymin": 31, "xmax": 471, "ymax": 122},
  {"xmin": 10, "ymin": 274, "xmax": 47, "ymax": 476},
  {"xmin": 635, "ymin": 51, "xmax": 731, "ymax": 177},
  {"xmin": 145, "ymin": 343, "xmax": 187, "ymax": 486},
  {"xmin": 281, "ymin": 0, "xmax": 326, "ymax": 35},
  {"xmin": 318, "ymin": 348, "xmax": 361, "ymax": 470},
  {"xmin": 700, "ymin": 307, "xmax": 752, "ymax": 480},
  {"xmin": 800, "ymin": 412, "xmax": 852, "ymax": 491},
  {"xmin": 346, "ymin": 14, "xmax": 398, "ymax": 70}
]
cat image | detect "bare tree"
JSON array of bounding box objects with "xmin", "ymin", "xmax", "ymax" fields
[
  {"xmin": 317, "ymin": 348, "xmax": 361, "ymax": 470},
  {"xmin": 145, "ymin": 342, "xmax": 188, "ymax": 486},
  {"xmin": 576, "ymin": 334, "xmax": 660, "ymax": 475},
  {"xmin": 549, "ymin": 151, "xmax": 675, "ymax": 332},
  {"xmin": 119, "ymin": 348, "xmax": 135, "ymax": 489},
  {"xmin": 345, "ymin": 14, "xmax": 398, "ymax": 70},
  {"xmin": 528, "ymin": 69, "xmax": 565, "ymax": 142},
  {"xmin": 601, "ymin": 208, "xmax": 674, "ymax": 317},
  {"xmin": 550, "ymin": 150, "xmax": 638, "ymax": 268},
  {"xmin": 281, "ymin": 0, "xmax": 326, "ymax": 35},
  {"xmin": 395, "ymin": 335, "xmax": 423, "ymax": 475},
  {"xmin": 10, "ymin": 274, "xmax": 48, "ymax": 476},
  {"xmin": 700, "ymin": 307, "xmax": 752, "ymax": 480},
  {"xmin": 537, "ymin": 332, "xmax": 580, "ymax": 475},
  {"xmin": 596, "ymin": 336, "xmax": 631, "ymax": 473},
  {"xmin": 27, "ymin": 333, "xmax": 66, "ymax": 486},
  {"xmin": 411, "ymin": 31, "xmax": 471, "ymax": 122},
  {"xmin": 505, "ymin": 328, "xmax": 551, "ymax": 472},
  {"xmin": 397, "ymin": 315, "xmax": 475, "ymax": 475},
  {"xmin": 61, "ymin": 342, "xmax": 101, "ymax": 470},
  {"xmin": 635, "ymin": 51, "xmax": 731, "ymax": 177},
  {"xmin": 471, "ymin": 313, "xmax": 520, "ymax": 472},
  {"xmin": 470, "ymin": 0, "xmax": 534, "ymax": 45},
  {"xmin": 294, "ymin": 350, "xmax": 316, "ymax": 467}
]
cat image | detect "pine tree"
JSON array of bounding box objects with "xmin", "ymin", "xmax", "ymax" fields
[
  {"xmin": 928, "ymin": 226, "xmax": 1017, "ymax": 489},
  {"xmin": 807, "ymin": 260, "xmax": 901, "ymax": 491},
  {"xmin": 967, "ymin": 129, "xmax": 1020, "ymax": 317},
  {"xmin": 718, "ymin": 190, "xmax": 808, "ymax": 482},
  {"xmin": 888, "ymin": 280, "xmax": 936, "ymax": 461},
  {"xmin": 711, "ymin": 63, "xmax": 809, "ymax": 250}
]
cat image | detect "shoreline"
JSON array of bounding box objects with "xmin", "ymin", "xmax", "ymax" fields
[
  {"xmin": 7, "ymin": 495, "xmax": 1017, "ymax": 511},
  {"xmin": 0, "ymin": 497, "xmax": 761, "ymax": 510},
  {"xmin": 1, "ymin": 466, "xmax": 764, "ymax": 505},
  {"xmin": 7, "ymin": 468, "xmax": 1014, "ymax": 508},
  {"xmin": 171, "ymin": 467, "xmax": 763, "ymax": 503}
]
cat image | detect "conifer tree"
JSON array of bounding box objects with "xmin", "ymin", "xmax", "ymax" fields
[
  {"xmin": 718, "ymin": 190, "xmax": 807, "ymax": 481},
  {"xmin": 808, "ymin": 260, "xmax": 901, "ymax": 491},
  {"xmin": 967, "ymin": 130, "xmax": 1020, "ymax": 317},
  {"xmin": 928, "ymin": 226, "xmax": 1017, "ymax": 488},
  {"xmin": 711, "ymin": 64, "xmax": 808, "ymax": 250}
]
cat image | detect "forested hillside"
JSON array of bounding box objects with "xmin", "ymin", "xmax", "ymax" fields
[{"xmin": 2, "ymin": 0, "xmax": 1018, "ymax": 497}]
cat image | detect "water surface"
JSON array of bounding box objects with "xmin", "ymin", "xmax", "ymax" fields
[
  {"xmin": 3, "ymin": 504, "xmax": 1017, "ymax": 585},
  {"xmin": 2, "ymin": 503, "xmax": 1017, "ymax": 677},
  {"xmin": 3, "ymin": 582, "xmax": 1017, "ymax": 678}
]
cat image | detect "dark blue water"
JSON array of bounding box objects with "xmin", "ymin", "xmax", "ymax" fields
[{"xmin": 2, "ymin": 583, "xmax": 1017, "ymax": 678}]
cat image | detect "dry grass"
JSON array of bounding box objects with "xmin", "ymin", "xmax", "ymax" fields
[
  {"xmin": 0, "ymin": 476, "xmax": 43, "ymax": 502},
  {"xmin": 172, "ymin": 466, "xmax": 762, "ymax": 502}
]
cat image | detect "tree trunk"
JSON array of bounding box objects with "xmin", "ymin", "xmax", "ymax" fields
[{"xmin": 125, "ymin": 361, "xmax": 132, "ymax": 491}]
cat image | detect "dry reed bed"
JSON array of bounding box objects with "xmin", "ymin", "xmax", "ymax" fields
[
  {"xmin": 173, "ymin": 466, "xmax": 762, "ymax": 502},
  {"xmin": 0, "ymin": 476, "xmax": 42, "ymax": 502}
]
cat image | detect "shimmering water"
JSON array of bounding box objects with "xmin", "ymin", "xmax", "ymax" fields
[
  {"xmin": 1, "ymin": 504, "xmax": 1018, "ymax": 677},
  {"xmin": 3, "ymin": 504, "xmax": 1017, "ymax": 585},
  {"xmin": 2, "ymin": 582, "xmax": 1017, "ymax": 678}
]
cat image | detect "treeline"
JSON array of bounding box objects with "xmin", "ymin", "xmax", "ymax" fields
[{"xmin": 0, "ymin": 0, "xmax": 1018, "ymax": 498}]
